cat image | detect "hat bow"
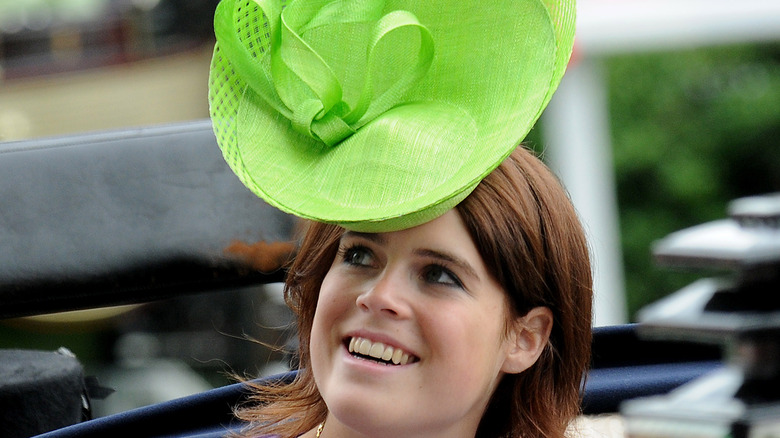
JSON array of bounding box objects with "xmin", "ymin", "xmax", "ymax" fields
[{"xmin": 214, "ymin": 0, "xmax": 435, "ymax": 147}]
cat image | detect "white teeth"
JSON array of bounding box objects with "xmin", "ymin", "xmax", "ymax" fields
[
  {"xmin": 358, "ymin": 339, "xmax": 371, "ymax": 355},
  {"xmin": 348, "ymin": 337, "xmax": 414, "ymax": 365},
  {"xmin": 381, "ymin": 347, "xmax": 393, "ymax": 362},
  {"xmin": 369, "ymin": 342, "xmax": 384, "ymax": 358},
  {"xmin": 391, "ymin": 348, "xmax": 403, "ymax": 365}
]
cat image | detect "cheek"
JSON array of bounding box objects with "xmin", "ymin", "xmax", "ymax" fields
[
  {"xmin": 318, "ymin": 271, "xmax": 351, "ymax": 310},
  {"xmin": 449, "ymin": 303, "xmax": 509, "ymax": 368},
  {"xmin": 420, "ymin": 310, "xmax": 508, "ymax": 405},
  {"xmin": 311, "ymin": 272, "xmax": 352, "ymax": 344},
  {"xmin": 426, "ymin": 302, "xmax": 508, "ymax": 364}
]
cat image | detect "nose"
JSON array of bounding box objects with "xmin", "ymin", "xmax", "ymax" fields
[{"xmin": 355, "ymin": 269, "xmax": 412, "ymax": 319}]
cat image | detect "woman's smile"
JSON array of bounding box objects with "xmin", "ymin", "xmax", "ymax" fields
[{"xmin": 345, "ymin": 336, "xmax": 419, "ymax": 366}]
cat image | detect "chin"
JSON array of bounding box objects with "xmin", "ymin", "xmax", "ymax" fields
[{"xmin": 327, "ymin": 391, "xmax": 414, "ymax": 434}]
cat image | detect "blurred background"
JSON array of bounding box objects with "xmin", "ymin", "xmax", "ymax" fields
[
  {"xmin": 1, "ymin": 0, "xmax": 779, "ymax": 418},
  {"xmin": 0, "ymin": 0, "xmax": 298, "ymax": 418}
]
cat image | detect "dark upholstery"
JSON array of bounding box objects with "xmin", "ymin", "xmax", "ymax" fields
[
  {"xmin": 31, "ymin": 372, "xmax": 273, "ymax": 438},
  {"xmin": 583, "ymin": 324, "xmax": 721, "ymax": 414},
  {"xmin": 0, "ymin": 120, "xmax": 295, "ymax": 318},
  {"xmin": 0, "ymin": 350, "xmax": 86, "ymax": 438}
]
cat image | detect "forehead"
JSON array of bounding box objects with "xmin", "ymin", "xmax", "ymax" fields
[{"xmin": 343, "ymin": 210, "xmax": 470, "ymax": 244}]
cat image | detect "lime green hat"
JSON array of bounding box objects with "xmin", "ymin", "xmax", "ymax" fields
[{"xmin": 209, "ymin": 0, "xmax": 575, "ymax": 232}]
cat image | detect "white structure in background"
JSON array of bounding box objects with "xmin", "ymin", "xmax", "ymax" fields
[{"xmin": 545, "ymin": 0, "xmax": 780, "ymax": 326}]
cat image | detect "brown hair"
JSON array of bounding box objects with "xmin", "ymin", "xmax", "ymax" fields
[{"xmin": 235, "ymin": 146, "xmax": 593, "ymax": 438}]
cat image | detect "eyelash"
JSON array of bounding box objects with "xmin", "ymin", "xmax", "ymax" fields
[
  {"xmin": 337, "ymin": 243, "xmax": 465, "ymax": 290},
  {"xmin": 338, "ymin": 244, "xmax": 374, "ymax": 267},
  {"xmin": 422, "ymin": 264, "xmax": 464, "ymax": 289}
]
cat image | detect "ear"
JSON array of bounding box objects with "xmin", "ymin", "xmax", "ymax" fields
[{"xmin": 501, "ymin": 306, "xmax": 553, "ymax": 374}]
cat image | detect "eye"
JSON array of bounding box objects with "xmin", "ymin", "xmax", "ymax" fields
[
  {"xmin": 341, "ymin": 245, "xmax": 374, "ymax": 267},
  {"xmin": 422, "ymin": 265, "xmax": 463, "ymax": 288}
]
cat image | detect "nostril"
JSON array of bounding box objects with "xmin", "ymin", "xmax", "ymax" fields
[
  {"xmin": 381, "ymin": 307, "xmax": 399, "ymax": 316},
  {"xmin": 356, "ymin": 291, "xmax": 371, "ymax": 310}
]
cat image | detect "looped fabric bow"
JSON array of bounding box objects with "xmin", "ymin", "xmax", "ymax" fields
[
  {"xmin": 209, "ymin": 0, "xmax": 575, "ymax": 232},
  {"xmin": 214, "ymin": 0, "xmax": 434, "ymax": 147}
]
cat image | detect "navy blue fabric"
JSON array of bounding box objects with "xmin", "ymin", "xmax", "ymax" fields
[
  {"xmin": 582, "ymin": 324, "xmax": 722, "ymax": 414},
  {"xmin": 582, "ymin": 361, "xmax": 722, "ymax": 414},
  {"xmin": 33, "ymin": 380, "xmax": 251, "ymax": 438},
  {"xmin": 34, "ymin": 325, "xmax": 722, "ymax": 437}
]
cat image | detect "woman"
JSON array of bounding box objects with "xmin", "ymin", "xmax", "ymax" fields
[
  {"xmin": 233, "ymin": 146, "xmax": 592, "ymax": 438},
  {"xmin": 208, "ymin": 0, "xmax": 589, "ymax": 436}
]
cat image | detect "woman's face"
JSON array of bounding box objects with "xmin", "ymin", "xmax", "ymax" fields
[{"xmin": 309, "ymin": 210, "xmax": 522, "ymax": 438}]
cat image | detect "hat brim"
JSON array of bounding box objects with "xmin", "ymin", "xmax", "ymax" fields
[{"xmin": 209, "ymin": 0, "xmax": 574, "ymax": 232}]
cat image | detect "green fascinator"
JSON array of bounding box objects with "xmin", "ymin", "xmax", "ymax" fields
[{"xmin": 209, "ymin": 0, "xmax": 575, "ymax": 232}]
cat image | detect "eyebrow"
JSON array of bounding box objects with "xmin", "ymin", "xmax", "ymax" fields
[{"xmin": 341, "ymin": 231, "xmax": 387, "ymax": 245}]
